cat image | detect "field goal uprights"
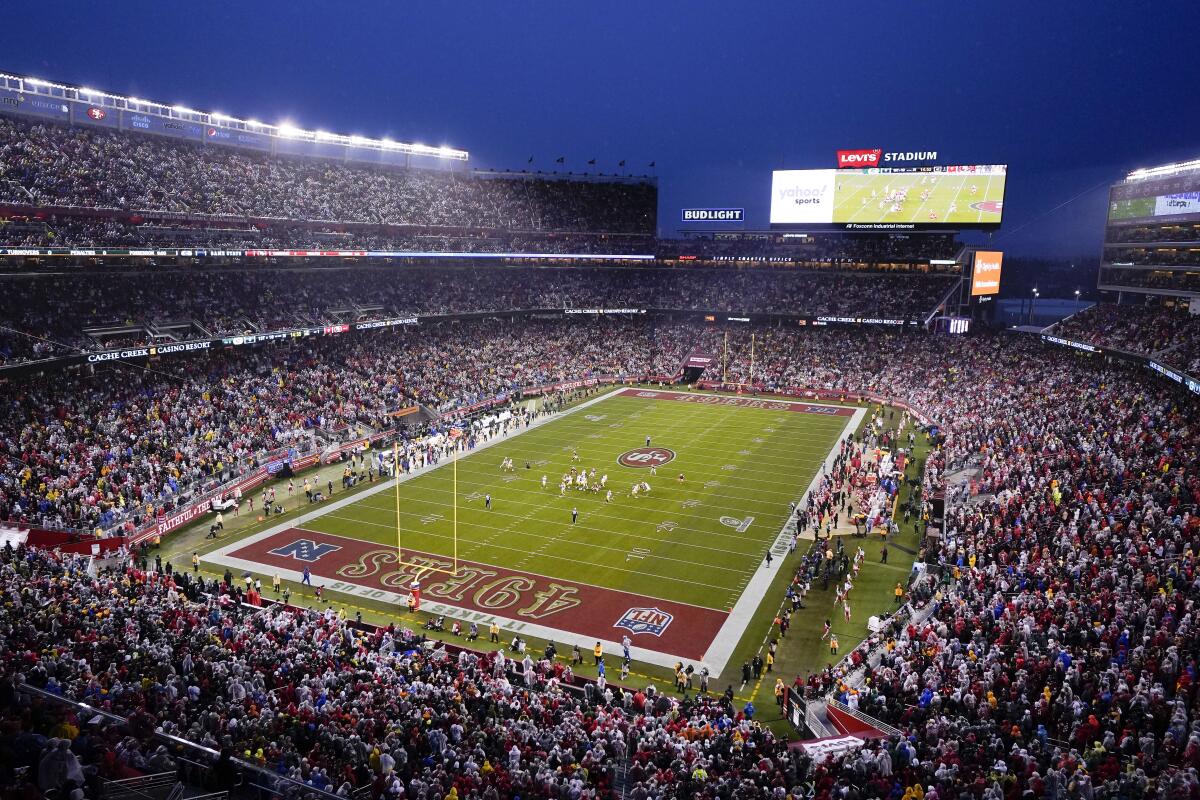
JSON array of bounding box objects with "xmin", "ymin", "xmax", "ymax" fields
[{"xmin": 392, "ymin": 441, "xmax": 463, "ymax": 578}]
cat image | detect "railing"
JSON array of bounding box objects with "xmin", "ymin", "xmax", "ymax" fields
[
  {"xmin": 805, "ymin": 701, "xmax": 838, "ymax": 739},
  {"xmin": 827, "ymin": 698, "xmax": 904, "ymax": 739},
  {"xmin": 101, "ymin": 771, "xmax": 180, "ymax": 800}
]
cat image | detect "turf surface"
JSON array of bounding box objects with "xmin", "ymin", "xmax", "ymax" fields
[{"xmin": 304, "ymin": 391, "xmax": 850, "ymax": 611}]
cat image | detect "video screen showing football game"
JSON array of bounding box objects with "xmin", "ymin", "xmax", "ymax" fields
[
  {"xmin": 1107, "ymin": 172, "xmax": 1200, "ymax": 226},
  {"xmin": 770, "ymin": 165, "xmax": 1007, "ymax": 227},
  {"xmin": 834, "ymin": 166, "xmax": 1006, "ymax": 225}
]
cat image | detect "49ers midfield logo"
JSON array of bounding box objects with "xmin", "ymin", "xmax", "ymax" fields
[{"xmin": 617, "ymin": 447, "xmax": 676, "ymax": 468}]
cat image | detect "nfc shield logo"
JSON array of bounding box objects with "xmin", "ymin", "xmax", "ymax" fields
[
  {"xmin": 615, "ymin": 607, "xmax": 674, "ymax": 636},
  {"xmin": 268, "ymin": 539, "xmax": 342, "ymax": 563},
  {"xmin": 618, "ymin": 447, "xmax": 676, "ymax": 468}
]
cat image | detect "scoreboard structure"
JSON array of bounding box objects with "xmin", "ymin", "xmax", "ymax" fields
[
  {"xmin": 770, "ymin": 165, "xmax": 1007, "ymax": 230},
  {"xmin": 1100, "ymin": 158, "xmax": 1200, "ymax": 301}
]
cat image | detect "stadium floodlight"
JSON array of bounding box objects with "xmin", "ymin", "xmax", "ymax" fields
[
  {"xmin": 1127, "ymin": 158, "xmax": 1200, "ymax": 181},
  {"xmin": 173, "ymin": 105, "xmax": 195, "ymax": 114},
  {"xmin": 246, "ymin": 119, "xmax": 261, "ymax": 127},
  {"xmin": 25, "ymin": 77, "xmax": 48, "ymax": 86},
  {"xmin": 211, "ymin": 112, "xmax": 229, "ymax": 121},
  {"xmin": 277, "ymin": 122, "xmax": 303, "ymax": 139},
  {"xmin": 78, "ymin": 87, "xmax": 96, "ymax": 97}
]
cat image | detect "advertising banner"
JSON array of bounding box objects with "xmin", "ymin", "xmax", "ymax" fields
[
  {"xmin": 123, "ymin": 111, "xmax": 204, "ymax": 141},
  {"xmin": 681, "ymin": 208, "xmax": 744, "ymax": 222},
  {"xmin": 770, "ymin": 170, "xmax": 837, "ymax": 224},
  {"xmin": 970, "ymin": 250, "xmax": 1003, "ymax": 296},
  {"xmin": 0, "ymin": 89, "xmax": 70, "ymax": 119},
  {"xmin": 204, "ymin": 125, "xmax": 271, "ymax": 151}
]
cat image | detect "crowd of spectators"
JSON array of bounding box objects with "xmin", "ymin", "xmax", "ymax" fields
[
  {"xmin": 1102, "ymin": 246, "xmax": 1200, "ymax": 269},
  {"xmin": 0, "ymin": 214, "xmax": 653, "ymax": 255},
  {"xmin": 1052, "ymin": 303, "xmax": 1200, "ymax": 368},
  {"xmin": 0, "ymin": 267, "xmax": 954, "ymax": 364},
  {"xmin": 0, "ymin": 546, "xmax": 803, "ymax": 800},
  {"xmin": 0, "ymin": 116, "xmax": 655, "ymax": 234},
  {"xmin": 1105, "ymin": 224, "xmax": 1200, "ymax": 244},
  {"xmin": 0, "ymin": 318, "xmax": 691, "ymax": 532},
  {"xmin": 2, "ymin": 325, "xmax": 1199, "ymax": 799},
  {"xmin": 1098, "ymin": 267, "xmax": 1200, "ymax": 294}
]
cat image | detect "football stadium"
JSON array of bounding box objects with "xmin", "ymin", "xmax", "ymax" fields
[{"xmin": 1, "ymin": 5, "xmax": 1199, "ymax": 799}]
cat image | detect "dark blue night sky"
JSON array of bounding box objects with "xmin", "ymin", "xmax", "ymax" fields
[{"xmin": 7, "ymin": 0, "xmax": 1200, "ymax": 257}]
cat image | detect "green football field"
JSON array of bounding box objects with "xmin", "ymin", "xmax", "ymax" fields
[
  {"xmin": 835, "ymin": 170, "xmax": 1005, "ymax": 224},
  {"xmin": 207, "ymin": 388, "xmax": 863, "ymax": 670},
  {"xmin": 306, "ymin": 390, "xmax": 850, "ymax": 611}
]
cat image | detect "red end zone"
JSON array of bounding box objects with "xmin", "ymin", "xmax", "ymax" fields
[
  {"xmin": 221, "ymin": 527, "xmax": 727, "ymax": 661},
  {"xmin": 617, "ymin": 388, "xmax": 856, "ymax": 416}
]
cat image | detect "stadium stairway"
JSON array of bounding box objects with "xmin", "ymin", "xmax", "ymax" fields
[{"xmin": 804, "ymin": 701, "xmax": 840, "ymax": 739}]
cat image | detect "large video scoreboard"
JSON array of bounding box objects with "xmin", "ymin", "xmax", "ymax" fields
[
  {"xmin": 770, "ymin": 165, "xmax": 1007, "ymax": 229},
  {"xmin": 1107, "ymin": 172, "xmax": 1200, "ymax": 227}
]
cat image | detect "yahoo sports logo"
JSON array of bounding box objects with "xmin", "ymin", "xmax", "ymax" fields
[
  {"xmin": 617, "ymin": 447, "xmax": 676, "ymax": 468},
  {"xmin": 615, "ymin": 607, "xmax": 674, "ymax": 636}
]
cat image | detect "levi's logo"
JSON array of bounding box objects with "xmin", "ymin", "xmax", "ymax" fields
[{"xmin": 837, "ymin": 149, "xmax": 882, "ymax": 168}]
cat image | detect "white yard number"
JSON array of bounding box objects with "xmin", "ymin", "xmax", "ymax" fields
[
  {"xmin": 720, "ymin": 515, "xmax": 755, "ymax": 533},
  {"xmin": 420, "ymin": 513, "xmax": 445, "ymax": 525},
  {"xmin": 626, "ymin": 547, "xmax": 652, "ymax": 562},
  {"xmin": 584, "ymin": 414, "xmax": 607, "ymax": 422},
  {"xmin": 657, "ymin": 520, "xmax": 678, "ymax": 532}
]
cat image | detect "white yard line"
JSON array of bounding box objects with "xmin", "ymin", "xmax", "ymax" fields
[{"xmin": 977, "ymin": 174, "xmax": 994, "ymax": 223}]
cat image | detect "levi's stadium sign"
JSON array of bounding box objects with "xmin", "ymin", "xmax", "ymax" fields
[
  {"xmin": 837, "ymin": 149, "xmax": 882, "ymax": 168},
  {"xmin": 682, "ymin": 208, "xmax": 745, "ymax": 222},
  {"xmin": 837, "ymin": 149, "xmax": 938, "ymax": 168}
]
